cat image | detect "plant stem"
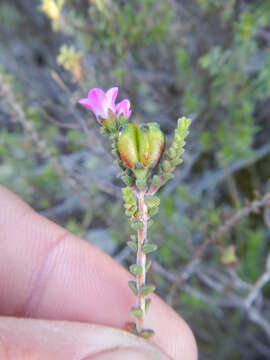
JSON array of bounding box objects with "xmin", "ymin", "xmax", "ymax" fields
[{"xmin": 136, "ymin": 190, "xmax": 148, "ymax": 335}]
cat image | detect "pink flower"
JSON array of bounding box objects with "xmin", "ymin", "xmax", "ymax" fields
[{"xmin": 78, "ymin": 87, "xmax": 132, "ymax": 124}]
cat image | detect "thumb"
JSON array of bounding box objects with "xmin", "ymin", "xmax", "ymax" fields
[{"xmin": 0, "ymin": 317, "xmax": 172, "ymax": 360}]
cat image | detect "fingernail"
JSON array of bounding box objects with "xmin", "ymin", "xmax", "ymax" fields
[{"xmin": 88, "ymin": 347, "xmax": 154, "ymax": 360}]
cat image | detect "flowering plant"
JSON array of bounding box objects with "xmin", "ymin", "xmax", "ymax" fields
[{"xmin": 79, "ymin": 87, "xmax": 191, "ymax": 339}]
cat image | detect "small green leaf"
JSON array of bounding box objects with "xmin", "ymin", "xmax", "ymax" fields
[
  {"xmin": 124, "ymin": 203, "xmax": 133, "ymax": 210},
  {"xmin": 145, "ymin": 298, "xmax": 151, "ymax": 313},
  {"xmin": 145, "ymin": 195, "xmax": 160, "ymax": 209},
  {"xmin": 128, "ymin": 281, "xmax": 138, "ymax": 295},
  {"xmin": 162, "ymin": 159, "xmax": 171, "ymax": 172},
  {"xmin": 127, "ymin": 241, "xmax": 137, "ymax": 252},
  {"xmin": 162, "ymin": 173, "xmax": 174, "ymax": 182},
  {"xmin": 171, "ymin": 158, "xmax": 183, "ymax": 167},
  {"xmin": 130, "ymin": 205, "xmax": 137, "ymax": 213},
  {"xmin": 122, "ymin": 187, "xmax": 135, "ymax": 202},
  {"xmin": 148, "ymin": 206, "xmax": 159, "ymax": 217},
  {"xmin": 136, "ymin": 178, "xmax": 146, "ymax": 191},
  {"xmin": 121, "ymin": 174, "xmax": 133, "ymax": 186},
  {"xmin": 152, "ymin": 175, "xmax": 161, "ymax": 186},
  {"xmin": 141, "ymin": 329, "xmax": 155, "ymax": 339},
  {"xmin": 141, "ymin": 284, "xmax": 156, "ymax": 296},
  {"xmin": 168, "ymin": 148, "xmax": 177, "ymax": 159},
  {"xmin": 129, "ymin": 264, "xmax": 143, "ymax": 276},
  {"xmin": 130, "ymin": 234, "xmax": 137, "ymax": 242},
  {"xmin": 131, "ymin": 221, "xmax": 143, "ymax": 231},
  {"xmin": 143, "ymin": 243, "xmax": 157, "ymax": 254},
  {"xmin": 131, "ymin": 307, "xmax": 143, "ymax": 319},
  {"xmin": 125, "ymin": 210, "xmax": 134, "ymax": 217}
]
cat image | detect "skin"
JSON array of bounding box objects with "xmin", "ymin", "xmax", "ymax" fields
[{"xmin": 0, "ymin": 185, "xmax": 197, "ymax": 360}]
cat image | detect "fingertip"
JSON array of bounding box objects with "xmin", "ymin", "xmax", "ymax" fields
[
  {"xmin": 0, "ymin": 317, "xmax": 171, "ymax": 360},
  {"xmin": 149, "ymin": 296, "xmax": 198, "ymax": 360},
  {"xmin": 0, "ymin": 186, "xmax": 197, "ymax": 359}
]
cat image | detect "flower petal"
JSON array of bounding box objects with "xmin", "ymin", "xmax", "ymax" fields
[
  {"xmin": 87, "ymin": 88, "xmax": 108, "ymax": 119},
  {"xmin": 78, "ymin": 98, "xmax": 93, "ymax": 111},
  {"xmin": 106, "ymin": 87, "xmax": 118, "ymax": 111},
  {"xmin": 116, "ymin": 99, "xmax": 132, "ymax": 119}
]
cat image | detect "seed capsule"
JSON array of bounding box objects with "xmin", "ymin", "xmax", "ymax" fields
[
  {"xmin": 118, "ymin": 122, "xmax": 165, "ymax": 179},
  {"xmin": 137, "ymin": 124, "xmax": 151, "ymax": 167},
  {"xmin": 146, "ymin": 123, "xmax": 165, "ymax": 169},
  {"xmin": 118, "ymin": 123, "xmax": 139, "ymax": 170}
]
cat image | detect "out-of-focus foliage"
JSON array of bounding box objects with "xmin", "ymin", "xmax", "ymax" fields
[{"xmin": 1, "ymin": 1, "xmax": 270, "ymax": 359}]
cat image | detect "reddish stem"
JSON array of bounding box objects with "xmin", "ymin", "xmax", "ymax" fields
[{"xmin": 136, "ymin": 190, "xmax": 148, "ymax": 334}]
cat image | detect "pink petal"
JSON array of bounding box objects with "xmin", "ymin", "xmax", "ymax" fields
[
  {"xmin": 78, "ymin": 98, "xmax": 95, "ymax": 111},
  {"xmin": 116, "ymin": 99, "xmax": 132, "ymax": 119},
  {"xmin": 106, "ymin": 87, "xmax": 118, "ymax": 111},
  {"xmin": 88, "ymin": 88, "xmax": 108, "ymax": 119}
]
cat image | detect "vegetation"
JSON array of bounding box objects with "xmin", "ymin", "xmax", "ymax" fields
[{"xmin": 1, "ymin": 0, "xmax": 270, "ymax": 358}]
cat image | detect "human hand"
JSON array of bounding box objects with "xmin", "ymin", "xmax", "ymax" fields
[{"xmin": 0, "ymin": 186, "xmax": 197, "ymax": 359}]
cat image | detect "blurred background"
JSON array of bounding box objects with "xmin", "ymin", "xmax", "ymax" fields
[{"xmin": 0, "ymin": 0, "xmax": 270, "ymax": 358}]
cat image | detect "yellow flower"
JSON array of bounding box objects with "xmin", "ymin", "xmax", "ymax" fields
[{"xmin": 40, "ymin": 0, "xmax": 64, "ymax": 22}]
